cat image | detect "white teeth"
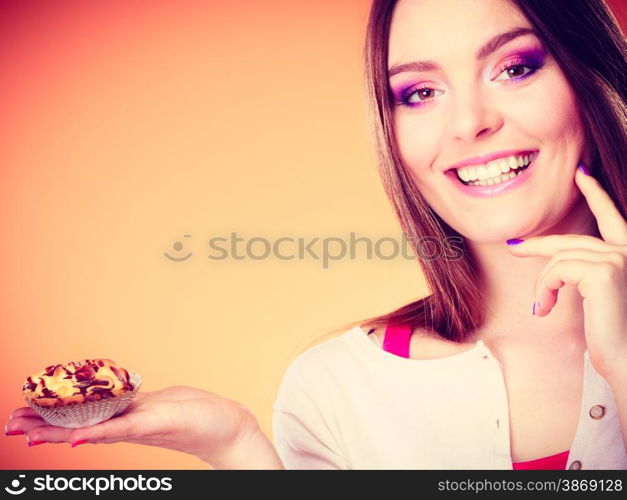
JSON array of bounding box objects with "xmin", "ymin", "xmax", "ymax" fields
[
  {"xmin": 487, "ymin": 163, "xmax": 501, "ymax": 178},
  {"xmin": 467, "ymin": 170, "xmax": 518, "ymax": 187},
  {"xmin": 475, "ymin": 165, "xmax": 487, "ymax": 180},
  {"xmin": 455, "ymin": 152, "xmax": 535, "ymax": 184},
  {"xmin": 458, "ymin": 168, "xmax": 471, "ymax": 182}
]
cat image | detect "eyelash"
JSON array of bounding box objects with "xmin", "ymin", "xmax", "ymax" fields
[
  {"xmin": 396, "ymin": 58, "xmax": 545, "ymax": 109},
  {"xmin": 495, "ymin": 57, "xmax": 544, "ymax": 82}
]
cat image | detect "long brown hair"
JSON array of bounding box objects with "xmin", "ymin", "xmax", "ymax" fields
[{"xmin": 310, "ymin": 0, "xmax": 626, "ymax": 348}]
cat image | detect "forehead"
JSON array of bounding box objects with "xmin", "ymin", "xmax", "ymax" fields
[{"xmin": 388, "ymin": 0, "xmax": 531, "ymax": 64}]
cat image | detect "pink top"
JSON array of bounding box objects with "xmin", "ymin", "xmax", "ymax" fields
[
  {"xmin": 382, "ymin": 323, "xmax": 569, "ymax": 470},
  {"xmin": 512, "ymin": 450, "xmax": 570, "ymax": 470}
]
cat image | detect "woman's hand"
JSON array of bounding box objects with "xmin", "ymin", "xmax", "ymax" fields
[
  {"xmin": 4, "ymin": 385, "xmax": 284, "ymax": 469},
  {"xmin": 506, "ymin": 163, "xmax": 627, "ymax": 383}
]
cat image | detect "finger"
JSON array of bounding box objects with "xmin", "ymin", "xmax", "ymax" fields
[
  {"xmin": 6, "ymin": 416, "xmax": 77, "ymax": 445},
  {"xmin": 507, "ymin": 234, "xmax": 623, "ymax": 257},
  {"xmin": 7, "ymin": 397, "xmax": 149, "ymax": 446},
  {"xmin": 17, "ymin": 412, "xmax": 145, "ymax": 446},
  {"xmin": 533, "ymin": 259, "xmax": 584, "ymax": 317},
  {"xmin": 5, "ymin": 407, "xmax": 85, "ymax": 442},
  {"xmin": 533, "ymin": 249, "xmax": 623, "ymax": 316},
  {"xmin": 533, "ymin": 257, "xmax": 617, "ymax": 317},
  {"xmin": 24, "ymin": 423, "xmax": 77, "ymax": 445},
  {"xmin": 575, "ymin": 166, "xmax": 627, "ymax": 245},
  {"xmin": 8, "ymin": 412, "xmax": 146, "ymax": 446},
  {"xmin": 9, "ymin": 407, "xmax": 41, "ymax": 420},
  {"xmin": 534, "ymin": 287, "xmax": 558, "ymax": 317},
  {"xmin": 5, "ymin": 415, "xmax": 46, "ymax": 435},
  {"xmin": 68, "ymin": 411, "xmax": 147, "ymax": 445},
  {"xmin": 538, "ymin": 248, "xmax": 625, "ymax": 283}
]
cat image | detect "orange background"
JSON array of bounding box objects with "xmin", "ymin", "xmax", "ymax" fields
[{"xmin": 1, "ymin": 0, "xmax": 625, "ymax": 470}]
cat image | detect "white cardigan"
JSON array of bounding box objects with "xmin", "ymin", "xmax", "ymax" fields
[{"xmin": 272, "ymin": 325, "xmax": 627, "ymax": 469}]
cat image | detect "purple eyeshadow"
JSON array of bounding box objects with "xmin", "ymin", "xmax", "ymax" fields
[
  {"xmin": 390, "ymin": 46, "xmax": 548, "ymax": 109},
  {"xmin": 507, "ymin": 47, "xmax": 546, "ymax": 68},
  {"xmin": 515, "ymin": 47, "xmax": 546, "ymax": 64},
  {"xmin": 393, "ymin": 83, "xmax": 420, "ymax": 103}
]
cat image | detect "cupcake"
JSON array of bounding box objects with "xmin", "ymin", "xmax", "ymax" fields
[{"xmin": 23, "ymin": 359, "xmax": 142, "ymax": 428}]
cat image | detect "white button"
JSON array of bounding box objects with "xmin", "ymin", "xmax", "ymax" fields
[
  {"xmin": 568, "ymin": 460, "xmax": 582, "ymax": 470},
  {"xmin": 589, "ymin": 405, "xmax": 605, "ymax": 419}
]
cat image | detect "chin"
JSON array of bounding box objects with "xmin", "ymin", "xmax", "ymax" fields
[{"xmin": 457, "ymin": 224, "xmax": 529, "ymax": 245}]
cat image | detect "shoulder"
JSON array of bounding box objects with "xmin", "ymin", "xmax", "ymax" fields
[
  {"xmin": 280, "ymin": 327, "xmax": 360, "ymax": 382},
  {"xmin": 274, "ymin": 326, "xmax": 372, "ymax": 409}
]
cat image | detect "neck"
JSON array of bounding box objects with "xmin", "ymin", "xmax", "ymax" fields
[{"xmin": 464, "ymin": 195, "xmax": 598, "ymax": 351}]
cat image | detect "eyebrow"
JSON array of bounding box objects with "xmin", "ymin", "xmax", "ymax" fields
[{"xmin": 388, "ymin": 27, "xmax": 536, "ymax": 78}]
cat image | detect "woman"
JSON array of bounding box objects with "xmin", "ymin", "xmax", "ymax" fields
[{"xmin": 5, "ymin": 0, "xmax": 626, "ymax": 469}]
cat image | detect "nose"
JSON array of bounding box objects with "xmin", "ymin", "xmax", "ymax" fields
[{"xmin": 449, "ymin": 89, "xmax": 503, "ymax": 142}]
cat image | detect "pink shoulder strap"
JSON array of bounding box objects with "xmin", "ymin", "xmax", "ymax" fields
[{"xmin": 382, "ymin": 323, "xmax": 412, "ymax": 358}]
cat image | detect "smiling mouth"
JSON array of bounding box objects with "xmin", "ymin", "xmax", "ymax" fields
[{"xmin": 450, "ymin": 152, "xmax": 537, "ymax": 186}]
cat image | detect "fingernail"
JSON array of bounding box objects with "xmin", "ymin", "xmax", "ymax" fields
[
  {"xmin": 5, "ymin": 430, "xmax": 25, "ymax": 436},
  {"xmin": 532, "ymin": 301, "xmax": 541, "ymax": 315},
  {"xmin": 71, "ymin": 439, "xmax": 88, "ymax": 448},
  {"xmin": 506, "ymin": 238, "xmax": 525, "ymax": 245},
  {"xmin": 578, "ymin": 162, "xmax": 590, "ymax": 175},
  {"xmin": 27, "ymin": 440, "xmax": 47, "ymax": 447}
]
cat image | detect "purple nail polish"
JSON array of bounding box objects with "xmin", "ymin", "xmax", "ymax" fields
[
  {"xmin": 532, "ymin": 302, "xmax": 536, "ymax": 315},
  {"xmin": 578, "ymin": 162, "xmax": 590, "ymax": 175},
  {"xmin": 506, "ymin": 238, "xmax": 524, "ymax": 245}
]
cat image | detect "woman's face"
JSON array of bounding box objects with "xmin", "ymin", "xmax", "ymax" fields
[{"xmin": 388, "ymin": 0, "xmax": 589, "ymax": 242}]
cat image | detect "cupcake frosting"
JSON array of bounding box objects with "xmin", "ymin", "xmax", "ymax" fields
[{"xmin": 23, "ymin": 359, "xmax": 134, "ymax": 408}]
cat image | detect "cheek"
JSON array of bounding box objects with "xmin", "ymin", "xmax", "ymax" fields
[
  {"xmin": 393, "ymin": 113, "xmax": 443, "ymax": 180},
  {"xmin": 508, "ymin": 71, "xmax": 583, "ymax": 142}
]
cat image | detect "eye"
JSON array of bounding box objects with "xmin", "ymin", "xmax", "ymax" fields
[
  {"xmin": 493, "ymin": 60, "xmax": 543, "ymax": 82},
  {"xmin": 397, "ymin": 86, "xmax": 444, "ymax": 108}
]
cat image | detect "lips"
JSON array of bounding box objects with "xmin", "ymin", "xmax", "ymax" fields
[{"xmin": 445, "ymin": 150, "xmax": 539, "ymax": 198}]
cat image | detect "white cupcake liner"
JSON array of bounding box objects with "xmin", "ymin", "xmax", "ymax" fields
[{"xmin": 25, "ymin": 372, "xmax": 142, "ymax": 429}]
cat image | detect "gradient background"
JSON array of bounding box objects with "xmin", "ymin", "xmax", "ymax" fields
[{"xmin": 1, "ymin": 0, "xmax": 625, "ymax": 470}]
